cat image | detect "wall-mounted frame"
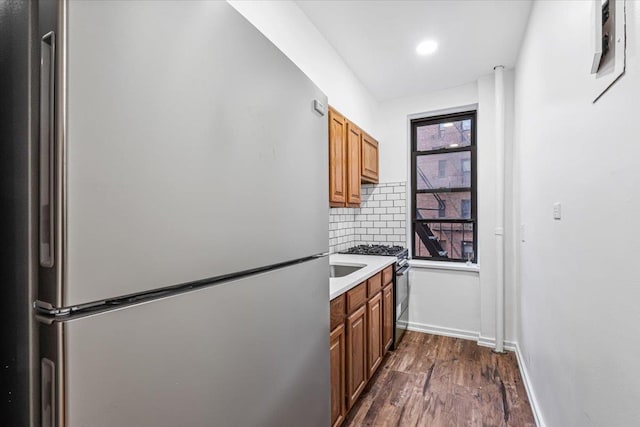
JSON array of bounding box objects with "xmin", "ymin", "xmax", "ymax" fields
[{"xmin": 592, "ymin": 0, "xmax": 626, "ymax": 102}]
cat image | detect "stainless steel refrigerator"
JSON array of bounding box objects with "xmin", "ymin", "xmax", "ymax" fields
[{"xmin": 4, "ymin": 1, "xmax": 331, "ymax": 426}]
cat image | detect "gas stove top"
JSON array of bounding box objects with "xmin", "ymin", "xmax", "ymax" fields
[{"xmin": 339, "ymin": 244, "xmax": 408, "ymax": 259}]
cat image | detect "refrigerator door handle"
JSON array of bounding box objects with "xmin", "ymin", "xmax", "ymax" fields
[{"xmin": 39, "ymin": 31, "xmax": 56, "ymax": 268}]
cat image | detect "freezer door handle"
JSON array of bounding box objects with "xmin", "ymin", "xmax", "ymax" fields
[{"xmin": 39, "ymin": 31, "xmax": 56, "ymax": 267}]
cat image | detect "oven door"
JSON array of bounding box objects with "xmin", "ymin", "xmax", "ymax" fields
[{"xmin": 394, "ymin": 263, "xmax": 410, "ymax": 347}]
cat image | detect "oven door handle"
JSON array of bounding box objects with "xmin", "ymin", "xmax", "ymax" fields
[{"xmin": 396, "ymin": 264, "xmax": 411, "ymax": 276}]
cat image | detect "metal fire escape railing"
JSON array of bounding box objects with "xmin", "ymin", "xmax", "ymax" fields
[{"xmin": 415, "ymin": 167, "xmax": 448, "ymax": 258}]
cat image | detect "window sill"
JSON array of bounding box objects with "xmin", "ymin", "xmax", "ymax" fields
[{"xmin": 409, "ymin": 259, "xmax": 480, "ymax": 273}]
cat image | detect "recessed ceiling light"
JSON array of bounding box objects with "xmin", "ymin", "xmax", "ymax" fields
[
  {"xmin": 416, "ymin": 39, "xmax": 438, "ymax": 56},
  {"xmin": 449, "ymin": 143, "xmax": 459, "ymax": 148},
  {"xmin": 442, "ymin": 122, "xmax": 454, "ymax": 128}
]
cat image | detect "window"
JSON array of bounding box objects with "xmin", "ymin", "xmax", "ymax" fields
[
  {"xmin": 461, "ymin": 158, "xmax": 471, "ymax": 186},
  {"xmin": 462, "ymin": 241, "xmax": 474, "ymax": 261},
  {"xmin": 461, "ymin": 199, "xmax": 471, "ymax": 219},
  {"xmin": 411, "ymin": 111, "xmax": 477, "ymax": 263},
  {"xmin": 438, "ymin": 159, "xmax": 446, "ymax": 178}
]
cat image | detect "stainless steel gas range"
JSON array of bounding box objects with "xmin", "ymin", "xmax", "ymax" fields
[{"xmin": 339, "ymin": 245, "xmax": 410, "ymax": 347}]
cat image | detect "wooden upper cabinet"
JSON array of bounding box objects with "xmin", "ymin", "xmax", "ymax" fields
[
  {"xmin": 345, "ymin": 122, "xmax": 361, "ymax": 207},
  {"xmin": 328, "ymin": 106, "xmax": 378, "ymax": 208},
  {"xmin": 329, "ymin": 108, "xmax": 347, "ymax": 207},
  {"xmin": 361, "ymin": 132, "xmax": 379, "ymax": 184},
  {"xmin": 382, "ymin": 283, "xmax": 394, "ymax": 352},
  {"xmin": 366, "ymin": 291, "xmax": 383, "ymax": 378},
  {"xmin": 330, "ymin": 324, "xmax": 346, "ymax": 427}
]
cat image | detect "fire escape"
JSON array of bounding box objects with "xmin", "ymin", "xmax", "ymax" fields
[{"xmin": 415, "ymin": 167, "xmax": 449, "ymax": 258}]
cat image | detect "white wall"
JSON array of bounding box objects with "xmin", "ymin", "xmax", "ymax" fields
[
  {"xmin": 408, "ymin": 269, "xmax": 480, "ymax": 337},
  {"xmin": 376, "ymin": 76, "xmax": 517, "ymax": 345},
  {"xmin": 227, "ymin": 0, "xmax": 378, "ymax": 134},
  {"xmin": 376, "ymin": 82, "xmax": 478, "ymax": 183},
  {"xmin": 515, "ymin": 1, "xmax": 640, "ymax": 426}
]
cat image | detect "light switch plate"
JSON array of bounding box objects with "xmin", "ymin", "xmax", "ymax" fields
[{"xmin": 553, "ymin": 202, "xmax": 562, "ymax": 220}]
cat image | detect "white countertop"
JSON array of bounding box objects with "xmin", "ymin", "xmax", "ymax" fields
[{"xmin": 329, "ymin": 254, "xmax": 396, "ymax": 300}]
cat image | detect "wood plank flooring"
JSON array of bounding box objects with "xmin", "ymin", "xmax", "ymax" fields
[{"xmin": 343, "ymin": 331, "xmax": 535, "ymax": 427}]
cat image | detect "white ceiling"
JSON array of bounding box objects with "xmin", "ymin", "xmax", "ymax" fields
[{"xmin": 296, "ymin": 0, "xmax": 532, "ymax": 101}]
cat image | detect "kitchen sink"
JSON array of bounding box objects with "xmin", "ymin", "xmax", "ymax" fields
[{"xmin": 330, "ymin": 263, "xmax": 365, "ymax": 278}]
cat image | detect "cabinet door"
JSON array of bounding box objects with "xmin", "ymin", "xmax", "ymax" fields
[
  {"xmin": 361, "ymin": 133, "xmax": 379, "ymax": 183},
  {"xmin": 345, "ymin": 122, "xmax": 361, "ymax": 207},
  {"xmin": 366, "ymin": 291, "xmax": 383, "ymax": 378},
  {"xmin": 330, "ymin": 324, "xmax": 346, "ymax": 427},
  {"xmin": 382, "ymin": 283, "xmax": 394, "ymax": 352},
  {"xmin": 329, "ymin": 108, "xmax": 347, "ymax": 207},
  {"xmin": 346, "ymin": 305, "xmax": 367, "ymax": 408}
]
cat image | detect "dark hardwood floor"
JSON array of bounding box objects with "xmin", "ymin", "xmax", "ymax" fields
[{"xmin": 343, "ymin": 331, "xmax": 535, "ymax": 427}]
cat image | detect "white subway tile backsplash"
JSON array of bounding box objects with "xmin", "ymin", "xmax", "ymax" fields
[{"xmin": 328, "ymin": 181, "xmax": 407, "ymax": 253}]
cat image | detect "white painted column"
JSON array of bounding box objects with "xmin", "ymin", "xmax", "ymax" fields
[{"xmin": 494, "ymin": 65, "xmax": 506, "ymax": 353}]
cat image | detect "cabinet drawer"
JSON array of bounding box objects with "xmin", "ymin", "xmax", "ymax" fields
[
  {"xmin": 382, "ymin": 265, "xmax": 393, "ymax": 286},
  {"xmin": 330, "ymin": 294, "xmax": 346, "ymax": 331},
  {"xmin": 346, "ymin": 282, "xmax": 367, "ymax": 313},
  {"xmin": 367, "ymin": 272, "xmax": 382, "ymax": 297}
]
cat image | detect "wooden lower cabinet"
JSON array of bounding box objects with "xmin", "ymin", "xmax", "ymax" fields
[
  {"xmin": 346, "ymin": 305, "xmax": 367, "ymax": 409},
  {"xmin": 330, "ymin": 267, "xmax": 395, "ymax": 425},
  {"xmin": 382, "ymin": 283, "xmax": 394, "ymax": 352},
  {"xmin": 330, "ymin": 324, "xmax": 346, "ymax": 427},
  {"xmin": 366, "ymin": 291, "xmax": 383, "ymax": 378}
]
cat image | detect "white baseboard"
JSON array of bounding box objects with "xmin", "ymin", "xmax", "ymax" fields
[
  {"xmin": 514, "ymin": 343, "xmax": 546, "ymax": 427},
  {"xmin": 477, "ymin": 335, "xmax": 517, "ymax": 352},
  {"xmin": 406, "ymin": 321, "xmax": 479, "ymax": 342},
  {"xmin": 406, "ymin": 322, "xmax": 517, "ymax": 351}
]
